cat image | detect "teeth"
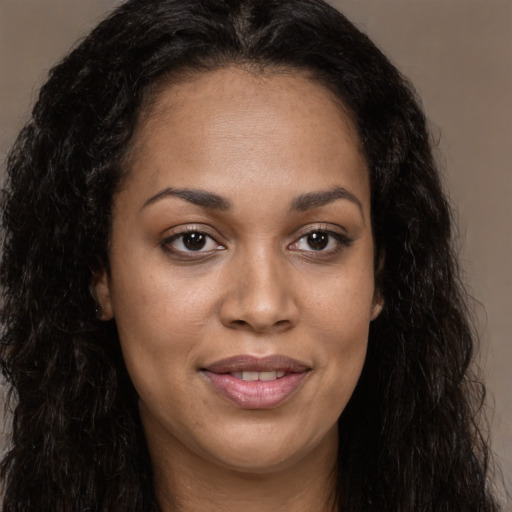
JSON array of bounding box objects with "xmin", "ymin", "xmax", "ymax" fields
[
  {"xmin": 242, "ymin": 371, "xmax": 259, "ymax": 381},
  {"xmin": 228, "ymin": 371, "xmax": 287, "ymax": 381}
]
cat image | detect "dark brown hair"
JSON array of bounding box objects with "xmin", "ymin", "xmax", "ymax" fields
[{"xmin": 0, "ymin": 0, "xmax": 499, "ymax": 510}]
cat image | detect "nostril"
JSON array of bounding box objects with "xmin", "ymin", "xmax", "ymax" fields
[
  {"xmin": 225, "ymin": 317, "xmax": 293, "ymax": 333},
  {"xmin": 219, "ymin": 289, "xmax": 299, "ymax": 333}
]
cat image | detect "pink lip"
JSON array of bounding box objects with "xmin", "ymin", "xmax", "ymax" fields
[{"xmin": 201, "ymin": 355, "xmax": 310, "ymax": 409}]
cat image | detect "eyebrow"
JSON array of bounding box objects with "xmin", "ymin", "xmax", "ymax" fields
[
  {"xmin": 141, "ymin": 187, "xmax": 231, "ymax": 211},
  {"xmin": 290, "ymin": 186, "xmax": 364, "ymax": 216},
  {"xmin": 141, "ymin": 185, "xmax": 363, "ymax": 216}
]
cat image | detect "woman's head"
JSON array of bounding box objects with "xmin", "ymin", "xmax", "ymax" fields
[
  {"xmin": 93, "ymin": 66, "xmax": 380, "ymax": 477},
  {"xmin": 2, "ymin": 0, "xmax": 430, "ymax": 342},
  {"xmin": 0, "ymin": 0, "xmax": 496, "ymax": 510}
]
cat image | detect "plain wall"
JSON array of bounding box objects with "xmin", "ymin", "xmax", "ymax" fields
[{"xmin": 1, "ymin": 0, "xmax": 510, "ymax": 506}]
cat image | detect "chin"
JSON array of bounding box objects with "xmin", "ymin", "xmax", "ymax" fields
[
  {"xmin": 210, "ymin": 445, "xmax": 311, "ymax": 474},
  {"xmin": 197, "ymin": 420, "xmax": 339, "ymax": 475}
]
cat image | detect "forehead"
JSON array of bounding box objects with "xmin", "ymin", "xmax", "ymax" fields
[
  {"xmin": 131, "ymin": 67, "xmax": 362, "ymax": 161},
  {"xmin": 121, "ymin": 67, "xmax": 369, "ymax": 211}
]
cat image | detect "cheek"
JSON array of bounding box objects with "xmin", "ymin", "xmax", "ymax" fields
[
  {"xmin": 108, "ymin": 262, "xmax": 216, "ymax": 390},
  {"xmin": 302, "ymin": 265, "xmax": 374, "ymax": 397},
  {"xmin": 320, "ymin": 314, "xmax": 369, "ymax": 397},
  {"xmin": 303, "ymin": 259, "xmax": 375, "ymax": 340},
  {"xmin": 111, "ymin": 255, "xmax": 216, "ymax": 332}
]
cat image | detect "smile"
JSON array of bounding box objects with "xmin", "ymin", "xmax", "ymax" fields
[
  {"xmin": 201, "ymin": 355, "xmax": 310, "ymax": 409},
  {"xmin": 229, "ymin": 370, "xmax": 286, "ymax": 380}
]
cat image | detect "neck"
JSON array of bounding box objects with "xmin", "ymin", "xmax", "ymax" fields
[{"xmin": 147, "ymin": 426, "xmax": 339, "ymax": 512}]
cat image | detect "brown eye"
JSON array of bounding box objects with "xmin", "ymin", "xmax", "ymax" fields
[
  {"xmin": 163, "ymin": 230, "xmax": 223, "ymax": 255},
  {"xmin": 306, "ymin": 232, "xmax": 329, "ymax": 251},
  {"xmin": 289, "ymin": 228, "xmax": 353, "ymax": 254},
  {"xmin": 182, "ymin": 232, "xmax": 207, "ymax": 251}
]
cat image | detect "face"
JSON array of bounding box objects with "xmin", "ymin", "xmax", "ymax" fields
[{"xmin": 95, "ymin": 67, "xmax": 382, "ymax": 475}]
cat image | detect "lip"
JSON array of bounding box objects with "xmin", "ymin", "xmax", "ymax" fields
[
  {"xmin": 203, "ymin": 355, "xmax": 310, "ymax": 374},
  {"xmin": 201, "ymin": 355, "xmax": 311, "ymax": 409}
]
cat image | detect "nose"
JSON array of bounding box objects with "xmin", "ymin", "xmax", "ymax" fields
[{"xmin": 219, "ymin": 247, "xmax": 299, "ymax": 334}]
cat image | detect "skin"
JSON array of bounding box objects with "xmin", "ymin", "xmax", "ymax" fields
[{"xmin": 95, "ymin": 67, "xmax": 382, "ymax": 511}]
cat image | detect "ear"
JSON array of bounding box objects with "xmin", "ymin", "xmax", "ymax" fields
[
  {"xmin": 92, "ymin": 268, "xmax": 114, "ymax": 321},
  {"xmin": 370, "ymin": 291, "xmax": 384, "ymax": 321},
  {"xmin": 371, "ymin": 252, "xmax": 385, "ymax": 321}
]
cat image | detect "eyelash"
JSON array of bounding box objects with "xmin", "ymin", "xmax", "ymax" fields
[
  {"xmin": 160, "ymin": 225, "xmax": 353, "ymax": 260},
  {"xmin": 289, "ymin": 227, "xmax": 353, "ymax": 256},
  {"xmin": 160, "ymin": 227, "xmax": 224, "ymax": 259}
]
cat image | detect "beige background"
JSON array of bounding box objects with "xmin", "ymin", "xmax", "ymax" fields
[{"xmin": 0, "ymin": 0, "xmax": 510, "ymax": 505}]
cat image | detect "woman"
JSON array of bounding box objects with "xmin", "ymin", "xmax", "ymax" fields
[{"xmin": 0, "ymin": 0, "xmax": 500, "ymax": 510}]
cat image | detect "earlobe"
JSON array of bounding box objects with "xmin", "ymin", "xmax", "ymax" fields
[
  {"xmin": 370, "ymin": 294, "xmax": 384, "ymax": 321},
  {"xmin": 92, "ymin": 269, "xmax": 114, "ymax": 321},
  {"xmin": 371, "ymin": 254, "xmax": 385, "ymax": 321}
]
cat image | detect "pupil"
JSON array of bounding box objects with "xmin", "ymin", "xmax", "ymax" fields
[
  {"xmin": 307, "ymin": 232, "xmax": 328, "ymax": 250},
  {"xmin": 183, "ymin": 232, "xmax": 206, "ymax": 251}
]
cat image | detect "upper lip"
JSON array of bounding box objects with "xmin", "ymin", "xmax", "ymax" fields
[{"xmin": 202, "ymin": 355, "xmax": 311, "ymax": 374}]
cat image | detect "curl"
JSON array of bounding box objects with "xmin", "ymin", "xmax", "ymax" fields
[{"xmin": 0, "ymin": 0, "xmax": 499, "ymax": 510}]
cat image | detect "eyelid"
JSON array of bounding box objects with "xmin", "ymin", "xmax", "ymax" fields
[
  {"xmin": 160, "ymin": 223, "xmax": 226, "ymax": 241},
  {"xmin": 293, "ymin": 223, "xmax": 353, "ymax": 245},
  {"xmin": 158, "ymin": 222, "xmax": 353, "ymax": 261},
  {"xmin": 160, "ymin": 224, "xmax": 226, "ymax": 257},
  {"xmin": 293, "ymin": 223, "xmax": 348, "ymax": 239},
  {"xmin": 288, "ymin": 223, "xmax": 354, "ymax": 254}
]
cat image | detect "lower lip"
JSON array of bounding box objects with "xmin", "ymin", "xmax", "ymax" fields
[{"xmin": 202, "ymin": 371, "xmax": 308, "ymax": 409}]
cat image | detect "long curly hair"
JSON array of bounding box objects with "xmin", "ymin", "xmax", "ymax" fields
[{"xmin": 0, "ymin": 0, "xmax": 500, "ymax": 510}]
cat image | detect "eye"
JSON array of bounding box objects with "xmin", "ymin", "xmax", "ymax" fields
[
  {"xmin": 289, "ymin": 229, "xmax": 352, "ymax": 253},
  {"xmin": 162, "ymin": 230, "xmax": 223, "ymax": 254}
]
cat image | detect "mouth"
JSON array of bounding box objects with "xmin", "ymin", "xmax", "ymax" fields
[
  {"xmin": 228, "ymin": 370, "xmax": 287, "ymax": 381},
  {"xmin": 201, "ymin": 355, "xmax": 311, "ymax": 409}
]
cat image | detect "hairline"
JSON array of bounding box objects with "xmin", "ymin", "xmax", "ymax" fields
[{"xmin": 118, "ymin": 61, "xmax": 366, "ymax": 194}]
